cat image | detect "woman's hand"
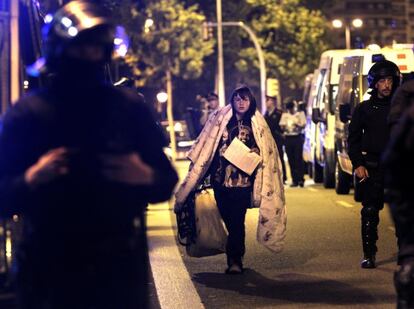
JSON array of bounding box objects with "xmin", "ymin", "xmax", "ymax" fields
[{"xmin": 250, "ymin": 147, "xmax": 260, "ymax": 155}]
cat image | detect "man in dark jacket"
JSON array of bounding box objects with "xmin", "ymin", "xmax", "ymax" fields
[
  {"xmin": 389, "ymin": 78, "xmax": 414, "ymax": 133},
  {"xmin": 348, "ymin": 59, "xmax": 401, "ymax": 269},
  {"xmin": 383, "ymin": 103, "xmax": 414, "ymax": 309},
  {"xmin": 264, "ymin": 95, "xmax": 287, "ymax": 184},
  {"xmin": 0, "ymin": 1, "xmax": 178, "ymax": 308}
]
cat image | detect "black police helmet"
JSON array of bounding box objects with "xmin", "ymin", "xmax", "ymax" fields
[
  {"xmin": 42, "ymin": 0, "xmax": 115, "ymax": 71},
  {"xmin": 367, "ymin": 60, "xmax": 401, "ymax": 89}
]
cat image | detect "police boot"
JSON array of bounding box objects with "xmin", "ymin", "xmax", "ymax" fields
[
  {"xmin": 394, "ymin": 261, "xmax": 414, "ymax": 309},
  {"xmin": 360, "ymin": 207, "xmax": 379, "ymax": 269}
]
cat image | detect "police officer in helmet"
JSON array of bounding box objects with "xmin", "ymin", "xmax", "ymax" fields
[
  {"xmin": 383, "ymin": 99, "xmax": 414, "ymax": 309},
  {"xmin": 0, "ymin": 1, "xmax": 177, "ymax": 308},
  {"xmin": 348, "ymin": 59, "xmax": 401, "ymax": 269}
]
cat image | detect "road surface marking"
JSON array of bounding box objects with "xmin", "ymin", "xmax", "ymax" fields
[
  {"xmin": 336, "ymin": 200, "xmax": 355, "ymax": 208},
  {"xmin": 307, "ymin": 187, "xmax": 319, "ymax": 192},
  {"xmin": 147, "ymin": 202, "xmax": 204, "ymax": 309}
]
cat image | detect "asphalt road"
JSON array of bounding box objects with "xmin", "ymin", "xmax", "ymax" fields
[{"xmin": 171, "ymin": 160, "xmax": 398, "ymax": 309}]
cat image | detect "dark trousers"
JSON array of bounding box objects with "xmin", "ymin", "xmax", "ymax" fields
[
  {"xmin": 284, "ymin": 135, "xmax": 304, "ymax": 184},
  {"xmin": 17, "ymin": 218, "xmax": 149, "ymax": 309},
  {"xmin": 275, "ymin": 138, "xmax": 287, "ymax": 183},
  {"xmin": 213, "ymin": 186, "xmax": 250, "ymax": 266},
  {"xmin": 360, "ymin": 162, "xmax": 384, "ymax": 256}
]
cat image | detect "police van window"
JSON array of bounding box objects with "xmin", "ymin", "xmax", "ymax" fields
[
  {"xmin": 337, "ymin": 74, "xmax": 352, "ymax": 106},
  {"xmin": 315, "ymin": 69, "xmax": 327, "ymax": 108},
  {"xmin": 362, "ymin": 77, "xmax": 369, "ymax": 97},
  {"xmin": 330, "ymin": 84, "xmax": 339, "ymax": 112},
  {"xmin": 351, "ymin": 76, "xmax": 359, "ymax": 107}
]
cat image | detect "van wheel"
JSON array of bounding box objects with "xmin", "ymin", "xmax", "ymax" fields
[
  {"xmin": 323, "ymin": 158, "xmax": 335, "ymax": 189},
  {"xmin": 313, "ymin": 160, "xmax": 323, "ymax": 183},
  {"xmin": 335, "ymin": 160, "xmax": 351, "ymax": 194},
  {"xmin": 353, "ymin": 173, "xmax": 364, "ymax": 202}
]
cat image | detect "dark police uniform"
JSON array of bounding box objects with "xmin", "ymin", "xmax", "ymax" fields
[
  {"xmin": 348, "ymin": 59, "xmax": 401, "ymax": 269},
  {"xmin": 0, "ymin": 1, "xmax": 177, "ymax": 308},
  {"xmin": 264, "ymin": 108, "xmax": 287, "ymax": 183},
  {"xmin": 348, "ymin": 96, "xmax": 391, "ymax": 264},
  {"xmin": 0, "ymin": 78, "xmax": 178, "ymax": 309},
  {"xmin": 384, "ymin": 94, "xmax": 414, "ymax": 309}
]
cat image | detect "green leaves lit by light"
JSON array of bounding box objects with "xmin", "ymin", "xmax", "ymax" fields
[{"xmin": 243, "ymin": 0, "xmax": 330, "ymax": 89}]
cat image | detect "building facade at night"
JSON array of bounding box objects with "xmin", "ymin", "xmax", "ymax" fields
[{"xmin": 324, "ymin": 0, "xmax": 413, "ymax": 48}]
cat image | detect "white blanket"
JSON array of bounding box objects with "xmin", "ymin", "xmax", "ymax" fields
[{"xmin": 175, "ymin": 105, "xmax": 287, "ymax": 253}]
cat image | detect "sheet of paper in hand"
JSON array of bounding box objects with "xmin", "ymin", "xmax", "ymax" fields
[{"xmin": 223, "ymin": 137, "xmax": 262, "ymax": 175}]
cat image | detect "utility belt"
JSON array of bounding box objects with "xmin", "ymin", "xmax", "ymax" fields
[{"xmin": 362, "ymin": 152, "xmax": 381, "ymax": 168}]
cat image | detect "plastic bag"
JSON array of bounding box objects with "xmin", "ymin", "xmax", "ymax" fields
[{"xmin": 186, "ymin": 188, "xmax": 228, "ymax": 257}]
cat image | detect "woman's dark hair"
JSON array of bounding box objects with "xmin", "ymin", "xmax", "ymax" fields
[{"xmin": 229, "ymin": 86, "xmax": 257, "ymax": 119}]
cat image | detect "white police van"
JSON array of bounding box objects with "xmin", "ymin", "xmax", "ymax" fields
[{"xmin": 335, "ymin": 47, "xmax": 414, "ymax": 199}]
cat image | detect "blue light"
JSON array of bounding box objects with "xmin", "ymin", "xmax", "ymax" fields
[
  {"xmin": 61, "ymin": 17, "xmax": 73, "ymax": 28},
  {"xmin": 26, "ymin": 57, "xmax": 46, "ymax": 77},
  {"xmin": 114, "ymin": 26, "xmax": 129, "ymax": 57},
  {"xmin": 44, "ymin": 14, "xmax": 53, "ymax": 24}
]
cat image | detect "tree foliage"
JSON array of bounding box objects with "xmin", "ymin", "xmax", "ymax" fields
[
  {"xmin": 185, "ymin": 0, "xmax": 331, "ymax": 93},
  {"xmin": 38, "ymin": 0, "xmax": 214, "ymax": 89},
  {"xmin": 37, "ymin": 0, "xmax": 330, "ymax": 100},
  {"xmin": 241, "ymin": 0, "xmax": 330, "ymax": 89},
  {"xmin": 106, "ymin": 0, "xmax": 214, "ymax": 88}
]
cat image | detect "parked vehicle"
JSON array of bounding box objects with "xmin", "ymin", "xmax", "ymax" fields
[
  {"xmin": 310, "ymin": 49, "xmax": 372, "ymax": 188},
  {"xmin": 302, "ymin": 71, "xmax": 318, "ymax": 179},
  {"xmin": 335, "ymin": 48, "xmax": 414, "ymax": 199},
  {"xmin": 161, "ymin": 120, "xmax": 195, "ymax": 160}
]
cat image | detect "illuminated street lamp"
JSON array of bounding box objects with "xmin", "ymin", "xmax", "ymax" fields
[
  {"xmin": 156, "ymin": 91, "xmax": 168, "ymax": 104},
  {"xmin": 144, "ymin": 18, "xmax": 154, "ymax": 33},
  {"xmin": 332, "ymin": 18, "xmax": 363, "ymax": 49}
]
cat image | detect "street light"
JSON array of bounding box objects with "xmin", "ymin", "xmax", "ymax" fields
[
  {"xmin": 156, "ymin": 91, "xmax": 168, "ymax": 104},
  {"xmin": 144, "ymin": 18, "xmax": 154, "ymax": 33},
  {"xmin": 206, "ymin": 21, "xmax": 267, "ymax": 113},
  {"xmin": 332, "ymin": 18, "xmax": 363, "ymax": 49},
  {"xmin": 156, "ymin": 91, "xmax": 168, "ymax": 120}
]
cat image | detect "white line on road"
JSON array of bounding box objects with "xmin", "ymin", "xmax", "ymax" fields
[
  {"xmin": 335, "ymin": 200, "xmax": 355, "ymax": 208},
  {"xmin": 147, "ymin": 202, "xmax": 204, "ymax": 309}
]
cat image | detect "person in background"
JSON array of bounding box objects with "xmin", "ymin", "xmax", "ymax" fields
[
  {"xmin": 0, "ymin": 1, "xmax": 177, "ymax": 308},
  {"xmin": 348, "ymin": 60, "xmax": 401, "ymax": 269},
  {"xmin": 264, "ymin": 95, "xmax": 287, "ymax": 184},
  {"xmin": 279, "ymin": 99, "xmax": 306, "ymax": 187},
  {"xmin": 200, "ymin": 92, "xmax": 220, "ymax": 126},
  {"xmin": 175, "ymin": 86, "xmax": 286, "ymax": 275}
]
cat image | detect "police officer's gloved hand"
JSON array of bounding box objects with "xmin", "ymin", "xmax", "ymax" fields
[
  {"xmin": 24, "ymin": 147, "xmax": 70, "ymax": 189},
  {"xmin": 99, "ymin": 152, "xmax": 154, "ymax": 185}
]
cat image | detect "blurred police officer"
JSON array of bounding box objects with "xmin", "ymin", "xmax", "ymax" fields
[
  {"xmin": 264, "ymin": 95, "xmax": 287, "ymax": 184},
  {"xmin": 279, "ymin": 99, "xmax": 306, "ymax": 187},
  {"xmin": 389, "ymin": 78, "xmax": 414, "ymax": 134},
  {"xmin": 0, "ymin": 1, "xmax": 177, "ymax": 308},
  {"xmin": 383, "ymin": 99, "xmax": 414, "ymax": 309},
  {"xmin": 348, "ymin": 60, "xmax": 401, "ymax": 269}
]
